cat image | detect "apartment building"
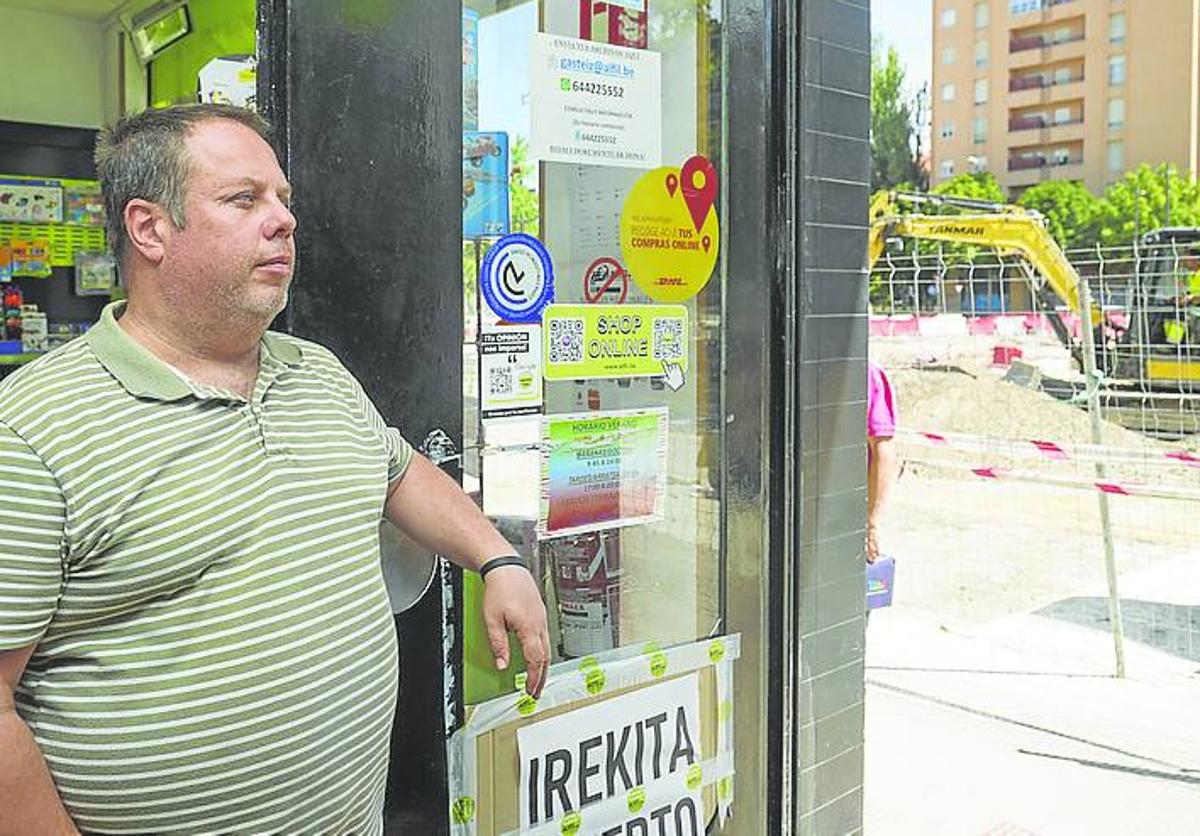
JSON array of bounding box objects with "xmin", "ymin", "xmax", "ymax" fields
[{"xmin": 931, "ymin": 0, "xmax": 1200, "ymax": 197}]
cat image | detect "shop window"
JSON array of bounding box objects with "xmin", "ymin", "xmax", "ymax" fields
[{"xmin": 942, "ymin": 82, "xmax": 957, "ymax": 102}]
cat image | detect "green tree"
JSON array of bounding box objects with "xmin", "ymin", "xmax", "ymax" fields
[
  {"xmin": 931, "ymin": 171, "xmax": 1005, "ymax": 204},
  {"xmin": 509, "ymin": 137, "xmax": 539, "ymax": 234},
  {"xmin": 871, "ymin": 44, "xmax": 926, "ymax": 191},
  {"xmin": 1093, "ymin": 164, "xmax": 1200, "ymax": 247},
  {"xmin": 1016, "ymin": 180, "xmax": 1101, "ymax": 250}
]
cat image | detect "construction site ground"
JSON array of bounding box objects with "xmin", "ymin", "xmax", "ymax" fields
[{"xmin": 864, "ymin": 335, "xmax": 1200, "ymax": 836}]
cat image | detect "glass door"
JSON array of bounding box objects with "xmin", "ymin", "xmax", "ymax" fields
[{"xmin": 452, "ymin": 2, "xmax": 751, "ymax": 834}]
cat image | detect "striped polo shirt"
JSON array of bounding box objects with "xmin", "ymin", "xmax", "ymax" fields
[{"xmin": 0, "ymin": 302, "xmax": 412, "ymax": 833}]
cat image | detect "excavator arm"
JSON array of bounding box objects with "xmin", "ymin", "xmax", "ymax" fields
[{"xmin": 868, "ymin": 191, "xmax": 1086, "ymax": 318}]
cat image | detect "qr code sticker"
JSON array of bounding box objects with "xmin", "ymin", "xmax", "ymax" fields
[
  {"xmin": 652, "ymin": 317, "xmax": 685, "ymax": 361},
  {"xmin": 549, "ymin": 318, "xmax": 585, "ymax": 364},
  {"xmin": 488, "ymin": 367, "xmax": 512, "ymax": 397}
]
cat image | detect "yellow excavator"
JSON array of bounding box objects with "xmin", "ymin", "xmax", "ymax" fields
[{"xmin": 868, "ymin": 190, "xmax": 1200, "ymax": 391}]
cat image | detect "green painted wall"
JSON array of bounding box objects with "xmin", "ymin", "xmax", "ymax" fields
[{"xmin": 149, "ymin": 0, "xmax": 256, "ymax": 107}]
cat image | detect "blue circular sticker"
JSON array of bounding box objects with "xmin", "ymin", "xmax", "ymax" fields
[{"xmin": 480, "ymin": 233, "xmax": 555, "ymax": 323}]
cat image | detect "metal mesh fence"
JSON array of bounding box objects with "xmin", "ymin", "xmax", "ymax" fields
[
  {"xmin": 872, "ymin": 239, "xmax": 1200, "ymax": 437},
  {"xmin": 869, "ymin": 241, "xmax": 1200, "ymax": 671},
  {"xmin": 865, "ymin": 233, "xmax": 1200, "ymax": 835}
]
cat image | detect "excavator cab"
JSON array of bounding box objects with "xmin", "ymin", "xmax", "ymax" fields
[{"xmin": 1119, "ymin": 228, "xmax": 1200, "ymax": 386}]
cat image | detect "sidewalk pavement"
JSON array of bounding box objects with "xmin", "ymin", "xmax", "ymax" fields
[{"xmin": 863, "ymin": 605, "xmax": 1200, "ymax": 835}]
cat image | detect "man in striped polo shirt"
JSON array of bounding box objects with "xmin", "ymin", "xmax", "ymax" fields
[{"xmin": 0, "ymin": 104, "xmax": 549, "ymax": 833}]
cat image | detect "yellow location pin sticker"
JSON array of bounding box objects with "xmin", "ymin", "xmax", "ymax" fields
[{"xmin": 620, "ymin": 156, "xmax": 719, "ymax": 303}]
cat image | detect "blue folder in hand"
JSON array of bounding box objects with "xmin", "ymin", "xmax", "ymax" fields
[{"xmin": 866, "ymin": 556, "xmax": 895, "ymax": 610}]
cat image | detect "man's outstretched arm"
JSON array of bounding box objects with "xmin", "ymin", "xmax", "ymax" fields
[{"xmin": 383, "ymin": 454, "xmax": 551, "ymax": 698}]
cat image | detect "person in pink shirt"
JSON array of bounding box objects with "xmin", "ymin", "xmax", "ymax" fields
[{"xmin": 867, "ymin": 361, "xmax": 898, "ymax": 563}]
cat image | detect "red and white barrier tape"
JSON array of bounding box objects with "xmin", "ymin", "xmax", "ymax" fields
[
  {"xmin": 903, "ymin": 458, "xmax": 1200, "ymax": 502},
  {"xmin": 900, "ymin": 428, "xmax": 1200, "ymax": 471}
]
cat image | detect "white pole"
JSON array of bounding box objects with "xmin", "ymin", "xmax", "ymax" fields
[{"xmin": 1076, "ymin": 274, "xmax": 1127, "ymax": 678}]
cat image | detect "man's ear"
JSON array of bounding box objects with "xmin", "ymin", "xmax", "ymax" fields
[{"xmin": 124, "ymin": 199, "xmax": 173, "ymax": 265}]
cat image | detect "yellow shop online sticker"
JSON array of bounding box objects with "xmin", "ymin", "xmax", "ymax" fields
[{"xmin": 543, "ymin": 304, "xmax": 689, "ymax": 380}]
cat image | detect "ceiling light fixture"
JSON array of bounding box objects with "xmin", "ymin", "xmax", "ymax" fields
[{"xmin": 123, "ymin": 0, "xmax": 191, "ymax": 64}]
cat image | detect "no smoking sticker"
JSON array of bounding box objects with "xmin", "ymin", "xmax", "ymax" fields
[
  {"xmin": 480, "ymin": 233, "xmax": 555, "ymax": 323},
  {"xmin": 583, "ymin": 257, "xmax": 629, "ymax": 304},
  {"xmin": 620, "ymin": 155, "xmax": 719, "ymax": 303}
]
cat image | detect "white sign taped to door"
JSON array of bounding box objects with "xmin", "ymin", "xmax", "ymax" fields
[
  {"xmin": 529, "ymin": 32, "xmax": 662, "ymax": 169},
  {"xmin": 479, "ymin": 322, "xmax": 543, "ymax": 419},
  {"xmin": 518, "ymin": 673, "xmax": 703, "ymax": 833}
]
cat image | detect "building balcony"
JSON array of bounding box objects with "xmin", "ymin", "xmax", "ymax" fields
[
  {"xmin": 1008, "ymin": 74, "xmax": 1083, "ymax": 94},
  {"xmin": 1044, "ymin": 0, "xmax": 1083, "ymax": 23},
  {"xmin": 1007, "ymin": 116, "xmax": 1084, "ymax": 137},
  {"xmin": 1053, "ymin": 160, "xmax": 1086, "ymax": 181},
  {"xmin": 1009, "ymin": 75, "xmax": 1047, "ymax": 93},
  {"xmin": 1006, "ymin": 155, "xmax": 1083, "ymax": 173},
  {"xmin": 1006, "ymin": 164, "xmax": 1046, "ymax": 188},
  {"xmin": 1005, "ymin": 154, "xmax": 1083, "ymax": 188},
  {"xmin": 1041, "ymin": 39, "xmax": 1087, "ymax": 67},
  {"xmin": 1010, "ymin": 34, "xmax": 1045, "ymax": 53},
  {"xmin": 1009, "ymin": 155, "xmax": 1047, "ymax": 172},
  {"xmin": 1046, "ymin": 119, "xmax": 1085, "ymax": 143},
  {"xmin": 1009, "ymin": 114, "xmax": 1046, "ymax": 131},
  {"xmin": 1009, "ymin": 33, "xmax": 1083, "ymax": 55},
  {"xmin": 1009, "ymin": 0, "xmax": 1077, "ymax": 19},
  {"xmin": 1045, "ymin": 79, "xmax": 1085, "ymax": 102}
]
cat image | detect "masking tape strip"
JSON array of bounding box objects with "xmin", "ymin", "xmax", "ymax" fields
[
  {"xmin": 466, "ymin": 634, "xmax": 740, "ymax": 737},
  {"xmin": 499, "ymin": 751, "xmax": 737, "ymax": 836},
  {"xmin": 715, "ymin": 657, "xmax": 735, "ymax": 824},
  {"xmin": 448, "ymin": 718, "xmax": 478, "ymax": 829},
  {"xmin": 447, "ymin": 634, "xmax": 741, "ymax": 834}
]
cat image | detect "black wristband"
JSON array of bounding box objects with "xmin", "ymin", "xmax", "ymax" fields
[{"xmin": 478, "ymin": 554, "xmax": 528, "ymax": 579}]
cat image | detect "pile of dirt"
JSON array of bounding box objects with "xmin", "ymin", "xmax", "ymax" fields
[{"xmin": 890, "ymin": 366, "xmax": 1154, "ymax": 449}]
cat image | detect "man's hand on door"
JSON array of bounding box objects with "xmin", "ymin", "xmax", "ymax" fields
[{"xmin": 483, "ymin": 567, "xmax": 551, "ymax": 698}]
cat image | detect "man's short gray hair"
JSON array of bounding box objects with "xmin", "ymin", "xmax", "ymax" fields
[{"xmin": 95, "ymin": 104, "xmax": 273, "ymax": 267}]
